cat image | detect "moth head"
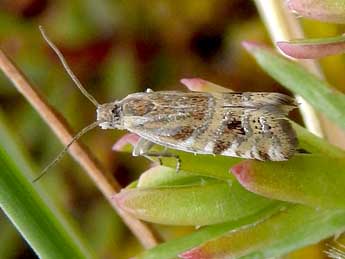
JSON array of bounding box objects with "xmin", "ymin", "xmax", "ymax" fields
[{"xmin": 97, "ymin": 102, "xmax": 124, "ymax": 129}]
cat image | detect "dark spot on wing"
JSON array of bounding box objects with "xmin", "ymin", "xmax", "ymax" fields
[
  {"xmin": 213, "ymin": 140, "xmax": 231, "ymax": 154},
  {"xmin": 191, "ymin": 109, "xmax": 206, "ymax": 121},
  {"xmin": 123, "ymin": 98, "xmax": 155, "ymax": 116},
  {"xmin": 258, "ymin": 150, "xmax": 270, "ymax": 160},
  {"xmin": 226, "ymin": 120, "xmax": 245, "ymax": 135},
  {"xmin": 170, "ymin": 126, "xmax": 195, "ymax": 141}
]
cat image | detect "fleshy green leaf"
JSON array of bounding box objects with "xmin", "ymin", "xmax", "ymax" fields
[
  {"xmin": 180, "ymin": 205, "xmax": 345, "ymax": 259},
  {"xmin": 243, "ymin": 41, "xmax": 345, "ymax": 129},
  {"xmin": 231, "ymin": 155, "xmax": 345, "ymax": 209},
  {"xmin": 137, "ymin": 166, "xmax": 215, "ymax": 188},
  {"xmin": 286, "ymin": 0, "xmax": 345, "ymax": 24},
  {"xmin": 114, "ymin": 167, "xmax": 277, "ymax": 225},
  {"xmin": 135, "ymin": 204, "xmax": 283, "ymax": 259},
  {"xmin": 277, "ymin": 35, "xmax": 345, "ymax": 59},
  {"xmin": 292, "ymin": 122, "xmax": 344, "ymax": 157}
]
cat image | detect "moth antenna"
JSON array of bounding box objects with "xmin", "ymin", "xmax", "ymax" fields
[
  {"xmin": 33, "ymin": 121, "xmax": 100, "ymax": 183},
  {"xmin": 39, "ymin": 25, "xmax": 100, "ymax": 107}
]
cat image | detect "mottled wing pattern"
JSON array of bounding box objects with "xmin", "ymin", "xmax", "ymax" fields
[
  {"xmin": 122, "ymin": 91, "xmax": 211, "ymax": 145},
  {"xmin": 212, "ymin": 107, "xmax": 297, "ymax": 160},
  {"xmin": 217, "ymin": 92, "xmax": 297, "ymax": 160},
  {"xmin": 121, "ymin": 91, "xmax": 297, "ymax": 161}
]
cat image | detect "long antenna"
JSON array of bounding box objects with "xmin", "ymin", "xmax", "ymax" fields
[
  {"xmin": 39, "ymin": 25, "xmax": 100, "ymax": 107},
  {"xmin": 33, "ymin": 121, "xmax": 100, "ymax": 182}
]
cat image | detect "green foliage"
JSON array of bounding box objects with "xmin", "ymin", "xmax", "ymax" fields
[
  {"xmin": 2, "ymin": 1, "xmax": 345, "ymax": 259},
  {"xmin": 0, "ymin": 111, "xmax": 93, "ymax": 258},
  {"xmin": 122, "ymin": 48, "xmax": 345, "ymax": 257}
]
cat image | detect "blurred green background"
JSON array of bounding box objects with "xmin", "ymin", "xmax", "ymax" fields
[{"xmin": 1, "ymin": 1, "xmax": 345, "ymax": 258}]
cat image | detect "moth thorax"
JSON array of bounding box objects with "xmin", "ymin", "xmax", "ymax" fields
[{"xmin": 96, "ymin": 102, "xmax": 123, "ymax": 129}]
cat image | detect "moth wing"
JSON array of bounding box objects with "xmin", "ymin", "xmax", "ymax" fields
[
  {"xmin": 217, "ymin": 105, "xmax": 297, "ymax": 161},
  {"xmin": 122, "ymin": 91, "xmax": 212, "ymax": 149},
  {"xmin": 221, "ymin": 92, "xmax": 297, "ymax": 112},
  {"xmin": 122, "ymin": 91, "xmax": 297, "ymax": 161}
]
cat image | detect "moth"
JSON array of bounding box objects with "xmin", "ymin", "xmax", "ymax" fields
[
  {"xmin": 36, "ymin": 27, "xmax": 298, "ymax": 181},
  {"xmin": 98, "ymin": 90, "xmax": 297, "ymax": 160}
]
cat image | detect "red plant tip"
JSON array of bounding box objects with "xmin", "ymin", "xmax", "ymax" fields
[
  {"xmin": 112, "ymin": 133, "xmax": 140, "ymax": 151},
  {"xmin": 276, "ymin": 41, "xmax": 299, "ymax": 58},
  {"xmin": 179, "ymin": 248, "xmax": 205, "ymax": 259},
  {"xmin": 111, "ymin": 193, "xmax": 125, "ymax": 211},
  {"xmin": 284, "ymin": 0, "xmax": 345, "ymax": 24},
  {"xmin": 285, "ymin": 0, "xmax": 296, "ymax": 12},
  {"xmin": 242, "ymin": 41, "xmax": 270, "ymax": 53},
  {"xmin": 285, "ymin": 0, "xmax": 306, "ymax": 15},
  {"xmin": 230, "ymin": 161, "xmax": 253, "ymax": 187},
  {"xmin": 112, "ymin": 192, "xmax": 127, "ymax": 210},
  {"xmin": 277, "ymin": 40, "xmax": 345, "ymax": 59},
  {"xmin": 180, "ymin": 78, "xmax": 208, "ymax": 91},
  {"xmin": 111, "ymin": 193, "xmax": 123, "ymax": 204},
  {"xmin": 112, "ymin": 191, "xmax": 137, "ymax": 215},
  {"xmin": 241, "ymin": 41, "xmax": 260, "ymax": 52}
]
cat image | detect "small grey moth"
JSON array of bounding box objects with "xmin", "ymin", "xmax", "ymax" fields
[{"xmin": 35, "ymin": 26, "xmax": 297, "ymax": 181}]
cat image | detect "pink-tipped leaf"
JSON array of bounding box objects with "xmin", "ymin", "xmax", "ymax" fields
[
  {"xmin": 286, "ymin": 0, "xmax": 345, "ymax": 24},
  {"xmin": 112, "ymin": 133, "xmax": 139, "ymax": 151},
  {"xmin": 277, "ymin": 35, "xmax": 345, "ymax": 59},
  {"xmin": 180, "ymin": 78, "xmax": 232, "ymax": 92},
  {"xmin": 231, "ymin": 155, "xmax": 345, "ymax": 209}
]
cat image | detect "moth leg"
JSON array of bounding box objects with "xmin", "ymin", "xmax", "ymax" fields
[
  {"xmin": 132, "ymin": 137, "xmax": 153, "ymax": 156},
  {"xmin": 132, "ymin": 138, "xmax": 181, "ymax": 170},
  {"xmin": 157, "ymin": 146, "xmax": 169, "ymax": 165},
  {"xmin": 132, "ymin": 138, "xmax": 163, "ymax": 165},
  {"xmin": 132, "ymin": 138, "xmax": 156, "ymax": 162},
  {"xmin": 141, "ymin": 151, "xmax": 181, "ymax": 172}
]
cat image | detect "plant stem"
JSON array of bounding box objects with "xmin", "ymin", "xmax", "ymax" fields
[{"xmin": 0, "ymin": 48, "xmax": 159, "ymax": 249}]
